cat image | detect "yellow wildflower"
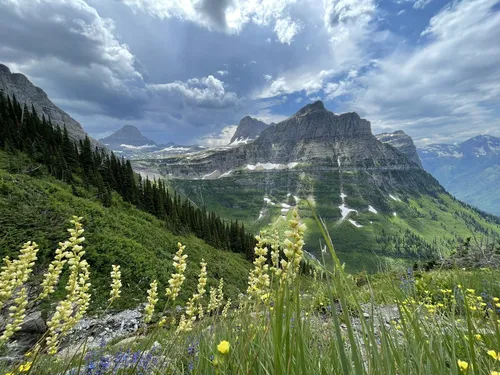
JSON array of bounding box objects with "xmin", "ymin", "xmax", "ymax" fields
[
  {"xmin": 109, "ymin": 265, "xmax": 122, "ymax": 302},
  {"xmin": 458, "ymin": 360, "xmax": 469, "ymax": 372},
  {"xmin": 166, "ymin": 242, "xmax": 188, "ymax": 301},
  {"xmin": 491, "ymin": 371, "xmax": 500, "ymax": 375},
  {"xmin": 475, "ymin": 334, "xmax": 482, "ymax": 341},
  {"xmin": 18, "ymin": 361, "xmax": 32, "ymax": 372},
  {"xmin": 143, "ymin": 280, "xmax": 158, "ymax": 323},
  {"xmin": 488, "ymin": 350, "xmax": 499, "ymax": 360},
  {"xmin": 217, "ymin": 340, "xmax": 230, "ymax": 354}
]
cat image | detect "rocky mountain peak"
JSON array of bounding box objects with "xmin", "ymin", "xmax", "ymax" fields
[
  {"xmin": 294, "ymin": 100, "xmax": 326, "ymax": 116},
  {"xmin": 100, "ymin": 125, "xmax": 156, "ymax": 147},
  {"xmin": 230, "ymin": 116, "xmax": 269, "ymax": 144},
  {"xmin": 376, "ymin": 130, "xmax": 422, "ymax": 167}
]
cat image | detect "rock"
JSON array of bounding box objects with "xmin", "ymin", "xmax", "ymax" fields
[
  {"xmin": 376, "ymin": 130, "xmax": 423, "ymax": 168},
  {"xmin": 230, "ymin": 116, "xmax": 269, "ymax": 144},
  {"xmin": 20, "ymin": 311, "xmax": 47, "ymax": 333},
  {"xmin": 58, "ymin": 307, "xmax": 143, "ymax": 355}
]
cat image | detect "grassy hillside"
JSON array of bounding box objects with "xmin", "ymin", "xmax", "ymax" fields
[
  {"xmin": 0, "ymin": 150, "xmax": 251, "ymax": 311},
  {"xmin": 167, "ymin": 168, "xmax": 500, "ymax": 273}
]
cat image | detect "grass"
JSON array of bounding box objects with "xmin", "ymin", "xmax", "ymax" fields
[{"xmin": 1, "ymin": 207, "xmax": 500, "ymax": 374}]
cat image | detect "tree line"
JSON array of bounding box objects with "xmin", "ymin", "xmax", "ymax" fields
[{"xmin": 0, "ymin": 92, "xmax": 256, "ymax": 258}]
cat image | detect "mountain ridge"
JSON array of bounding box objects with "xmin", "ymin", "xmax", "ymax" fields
[{"xmin": 0, "ymin": 63, "xmax": 99, "ymax": 146}]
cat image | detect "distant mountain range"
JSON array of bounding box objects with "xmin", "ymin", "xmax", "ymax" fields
[
  {"xmin": 418, "ymin": 135, "xmax": 500, "ymax": 216},
  {"xmin": 99, "ymin": 125, "xmax": 204, "ymax": 158}
]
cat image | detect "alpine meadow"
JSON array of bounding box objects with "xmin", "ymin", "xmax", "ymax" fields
[{"xmin": 1, "ymin": 0, "xmax": 500, "ymax": 374}]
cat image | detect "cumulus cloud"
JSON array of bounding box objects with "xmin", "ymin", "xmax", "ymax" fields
[
  {"xmin": 217, "ymin": 70, "xmax": 229, "ymax": 76},
  {"xmin": 256, "ymin": 69, "xmax": 335, "ymax": 99},
  {"xmin": 0, "ymin": 0, "xmax": 146, "ymax": 118},
  {"xmin": 274, "ymin": 17, "xmax": 302, "ymax": 44},
  {"xmin": 148, "ymin": 75, "xmax": 239, "ymax": 108},
  {"xmin": 198, "ymin": 125, "xmax": 238, "ymax": 146},
  {"xmin": 122, "ymin": 0, "xmax": 302, "ymax": 43}
]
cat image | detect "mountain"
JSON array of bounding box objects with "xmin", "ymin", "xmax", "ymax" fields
[
  {"xmin": 376, "ymin": 130, "xmax": 422, "ymax": 168},
  {"xmin": 100, "ymin": 125, "xmax": 205, "ymax": 159},
  {"xmin": 0, "ymin": 63, "xmax": 96, "ymax": 145},
  {"xmin": 229, "ymin": 116, "xmax": 269, "ymax": 144},
  {"xmin": 100, "ymin": 125, "xmax": 158, "ymax": 148},
  {"xmin": 418, "ymin": 135, "xmax": 500, "ymax": 215},
  {"xmin": 133, "ymin": 101, "xmax": 500, "ymax": 272}
]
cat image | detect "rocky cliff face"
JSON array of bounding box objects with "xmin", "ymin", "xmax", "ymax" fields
[
  {"xmin": 376, "ymin": 130, "xmax": 422, "ymax": 168},
  {"xmin": 230, "ymin": 116, "xmax": 269, "ymax": 144},
  {"xmin": 136, "ymin": 101, "xmax": 416, "ymax": 179},
  {"xmin": 418, "ymin": 135, "xmax": 500, "ymax": 215},
  {"xmin": 0, "ymin": 64, "xmax": 93, "ymax": 144}
]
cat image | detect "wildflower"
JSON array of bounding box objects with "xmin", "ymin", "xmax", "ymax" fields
[
  {"xmin": 475, "ymin": 334, "xmax": 482, "ymax": 341},
  {"xmin": 281, "ymin": 210, "xmax": 306, "ymax": 281},
  {"xmin": 222, "ymin": 298, "xmax": 231, "ymax": 318},
  {"xmin": 166, "ymin": 242, "xmax": 188, "ymax": 301},
  {"xmin": 177, "ymin": 260, "xmax": 208, "ymax": 332},
  {"xmin": 496, "ymin": 303, "xmax": 500, "ymax": 308},
  {"xmin": 467, "ymin": 289, "xmax": 475, "ymax": 294},
  {"xmin": 18, "ymin": 362, "xmax": 32, "ymax": 372},
  {"xmin": 491, "ymin": 371, "xmax": 500, "ymax": 375},
  {"xmin": 217, "ymin": 340, "xmax": 230, "ymax": 354},
  {"xmin": 109, "ymin": 265, "xmax": 122, "ymax": 302},
  {"xmin": 144, "ymin": 280, "xmax": 159, "ymax": 323},
  {"xmin": 46, "ymin": 217, "xmax": 92, "ymax": 355},
  {"xmin": 247, "ymin": 232, "xmax": 270, "ymax": 301},
  {"xmin": 494, "ymin": 297, "xmax": 499, "ymax": 302},
  {"xmin": 488, "ymin": 350, "xmax": 499, "ymax": 360},
  {"xmin": 0, "ymin": 241, "xmax": 39, "ymax": 343},
  {"xmin": 458, "ymin": 360, "xmax": 469, "ymax": 372},
  {"xmin": 40, "ymin": 217, "xmax": 86, "ymax": 300}
]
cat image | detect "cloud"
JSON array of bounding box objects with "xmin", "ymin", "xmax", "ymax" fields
[
  {"xmin": 263, "ymin": 74, "xmax": 273, "ymax": 82},
  {"xmin": 274, "ymin": 17, "xmax": 302, "ymax": 44},
  {"xmin": 122, "ymin": 0, "xmax": 302, "ymax": 43},
  {"xmin": 0, "ymin": 0, "xmax": 146, "ymax": 118},
  {"xmin": 148, "ymin": 75, "xmax": 239, "ymax": 108},
  {"xmin": 343, "ymin": 0, "xmax": 500, "ymax": 143},
  {"xmin": 197, "ymin": 125, "xmax": 237, "ymax": 146},
  {"xmin": 217, "ymin": 70, "xmax": 229, "ymax": 76},
  {"xmin": 413, "ymin": 0, "xmax": 434, "ymax": 9},
  {"xmin": 256, "ymin": 69, "xmax": 335, "ymax": 98}
]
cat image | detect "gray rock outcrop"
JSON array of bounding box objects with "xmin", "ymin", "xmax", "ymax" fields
[{"xmin": 376, "ymin": 130, "xmax": 423, "ymax": 167}]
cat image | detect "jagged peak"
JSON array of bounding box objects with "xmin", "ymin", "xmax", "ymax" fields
[{"xmin": 294, "ymin": 100, "xmax": 326, "ymax": 116}]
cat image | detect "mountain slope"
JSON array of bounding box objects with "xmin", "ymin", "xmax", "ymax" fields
[
  {"xmin": 0, "ymin": 149, "xmax": 251, "ymax": 311},
  {"xmin": 418, "ymin": 135, "xmax": 500, "ymax": 215},
  {"xmin": 134, "ymin": 102, "xmax": 500, "ymax": 272},
  {"xmin": 230, "ymin": 116, "xmax": 269, "ymax": 144},
  {"xmin": 0, "ymin": 64, "xmax": 98, "ymax": 145}
]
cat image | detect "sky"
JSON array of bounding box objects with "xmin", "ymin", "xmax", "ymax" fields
[{"xmin": 1, "ymin": 0, "xmax": 499, "ymax": 146}]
